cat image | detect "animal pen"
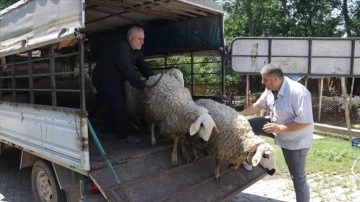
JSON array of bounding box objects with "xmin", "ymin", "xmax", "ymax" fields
[{"xmin": 230, "ymin": 37, "xmax": 360, "ymax": 141}]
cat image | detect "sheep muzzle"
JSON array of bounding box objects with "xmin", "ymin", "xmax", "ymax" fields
[
  {"xmin": 199, "ymin": 138, "xmax": 207, "ymax": 144},
  {"xmin": 266, "ymin": 168, "xmax": 276, "ymax": 176}
]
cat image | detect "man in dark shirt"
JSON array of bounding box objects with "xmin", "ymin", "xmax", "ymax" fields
[{"xmin": 92, "ymin": 26, "xmax": 154, "ymax": 143}]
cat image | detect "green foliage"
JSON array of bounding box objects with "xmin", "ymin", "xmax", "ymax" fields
[
  {"xmin": 146, "ymin": 54, "xmax": 224, "ymax": 96},
  {"xmin": 222, "ymin": 0, "xmax": 284, "ymax": 41},
  {"xmin": 0, "ymin": 0, "xmax": 18, "ymax": 10},
  {"xmin": 262, "ymin": 135, "xmax": 360, "ymax": 177},
  {"xmin": 287, "ymin": 0, "xmax": 343, "ymax": 37},
  {"xmin": 220, "ymin": 0, "xmax": 349, "ymax": 41}
]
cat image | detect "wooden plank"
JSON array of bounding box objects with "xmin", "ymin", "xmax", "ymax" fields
[{"xmin": 314, "ymin": 123, "xmax": 360, "ymax": 138}]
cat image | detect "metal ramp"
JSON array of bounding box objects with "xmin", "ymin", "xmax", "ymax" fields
[{"xmin": 89, "ymin": 143, "xmax": 267, "ymax": 202}]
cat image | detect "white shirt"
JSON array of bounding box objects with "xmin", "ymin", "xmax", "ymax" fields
[{"xmin": 255, "ymin": 76, "xmax": 314, "ymax": 150}]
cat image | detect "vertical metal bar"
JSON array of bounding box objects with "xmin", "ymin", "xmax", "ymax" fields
[
  {"xmin": 350, "ymin": 39, "xmax": 355, "ymax": 76},
  {"xmin": 49, "ymin": 44, "xmax": 57, "ymax": 106},
  {"xmin": 308, "ymin": 39, "xmax": 312, "ymax": 76},
  {"xmin": 246, "ymin": 75, "xmax": 250, "ymax": 108},
  {"xmin": 268, "ymin": 38, "xmax": 272, "ymax": 63},
  {"xmin": 318, "ymin": 78, "xmax": 323, "ymax": 122},
  {"xmin": 77, "ymin": 37, "xmax": 86, "ymax": 113},
  {"xmin": 28, "ymin": 50, "xmax": 34, "ymax": 104},
  {"xmin": 221, "ymin": 49, "xmax": 225, "ymax": 96},
  {"xmin": 191, "ymin": 52, "xmax": 194, "ymax": 96},
  {"xmin": 0, "ymin": 58, "xmax": 3, "ymax": 100},
  {"xmin": 11, "ymin": 56, "xmax": 16, "ymax": 102}
]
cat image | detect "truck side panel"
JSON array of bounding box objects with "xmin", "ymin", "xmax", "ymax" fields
[{"xmin": 0, "ymin": 102, "xmax": 89, "ymax": 175}]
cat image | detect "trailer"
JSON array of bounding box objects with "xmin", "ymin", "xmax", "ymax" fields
[{"xmin": 0, "ymin": 1, "xmax": 268, "ymax": 201}]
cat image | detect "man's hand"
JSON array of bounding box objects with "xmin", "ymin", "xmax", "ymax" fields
[{"xmin": 263, "ymin": 122, "xmax": 282, "ymax": 134}]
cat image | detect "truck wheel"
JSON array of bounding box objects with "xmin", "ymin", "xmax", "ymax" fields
[{"xmin": 31, "ymin": 160, "xmax": 65, "ymax": 202}]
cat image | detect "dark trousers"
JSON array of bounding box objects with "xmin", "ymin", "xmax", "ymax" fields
[
  {"xmin": 92, "ymin": 73, "xmax": 131, "ymax": 138},
  {"xmin": 99, "ymin": 84, "xmax": 131, "ymax": 138}
]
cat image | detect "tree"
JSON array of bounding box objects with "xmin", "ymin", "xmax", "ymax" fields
[
  {"xmin": 0, "ymin": 0, "xmax": 18, "ymax": 10},
  {"xmin": 221, "ymin": 0, "xmax": 284, "ymax": 41},
  {"xmin": 287, "ymin": 0, "xmax": 343, "ymax": 37}
]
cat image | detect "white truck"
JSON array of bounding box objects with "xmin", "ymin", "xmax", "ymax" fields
[{"xmin": 0, "ymin": 1, "xmax": 268, "ymax": 201}]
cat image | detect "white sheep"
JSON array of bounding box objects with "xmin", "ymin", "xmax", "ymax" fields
[
  {"xmin": 124, "ymin": 68, "xmax": 184, "ymax": 132},
  {"xmin": 195, "ymin": 98, "xmax": 276, "ymax": 181},
  {"xmin": 144, "ymin": 74, "xmax": 219, "ymax": 165}
]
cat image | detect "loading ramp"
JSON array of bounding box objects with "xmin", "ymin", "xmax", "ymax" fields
[{"xmin": 88, "ymin": 134, "xmax": 267, "ymax": 202}]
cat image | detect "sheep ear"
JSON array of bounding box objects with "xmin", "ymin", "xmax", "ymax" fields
[
  {"xmin": 189, "ymin": 121, "xmax": 200, "ymax": 136},
  {"xmin": 251, "ymin": 145, "xmax": 263, "ymax": 166}
]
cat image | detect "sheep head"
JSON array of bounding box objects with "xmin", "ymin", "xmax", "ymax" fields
[
  {"xmin": 250, "ymin": 142, "xmax": 276, "ymax": 176},
  {"xmin": 189, "ymin": 113, "xmax": 219, "ymax": 141},
  {"xmin": 166, "ymin": 68, "xmax": 184, "ymax": 87}
]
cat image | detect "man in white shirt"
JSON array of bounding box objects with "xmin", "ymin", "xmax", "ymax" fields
[{"xmin": 240, "ymin": 63, "xmax": 314, "ymax": 202}]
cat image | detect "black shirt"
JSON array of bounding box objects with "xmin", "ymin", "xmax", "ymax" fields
[{"xmin": 93, "ymin": 38, "xmax": 154, "ymax": 89}]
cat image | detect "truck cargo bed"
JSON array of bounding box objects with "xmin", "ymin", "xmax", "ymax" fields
[{"xmin": 88, "ymin": 132, "xmax": 267, "ymax": 202}]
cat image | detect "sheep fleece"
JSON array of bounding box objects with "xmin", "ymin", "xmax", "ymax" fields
[
  {"xmin": 144, "ymin": 77, "xmax": 208, "ymax": 138},
  {"xmin": 195, "ymin": 99, "xmax": 264, "ymax": 164}
]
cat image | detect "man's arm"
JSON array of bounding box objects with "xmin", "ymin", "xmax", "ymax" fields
[
  {"xmin": 114, "ymin": 41, "xmax": 146, "ymax": 89},
  {"xmin": 240, "ymin": 103, "xmax": 262, "ymax": 116},
  {"xmin": 263, "ymin": 122, "xmax": 311, "ymax": 134},
  {"xmin": 135, "ymin": 50, "xmax": 154, "ymax": 79}
]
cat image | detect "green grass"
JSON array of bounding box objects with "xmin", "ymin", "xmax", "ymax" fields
[{"xmin": 262, "ymin": 134, "xmax": 360, "ymax": 177}]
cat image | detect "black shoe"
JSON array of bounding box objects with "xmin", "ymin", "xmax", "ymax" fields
[{"xmin": 121, "ymin": 135, "xmax": 142, "ymax": 144}]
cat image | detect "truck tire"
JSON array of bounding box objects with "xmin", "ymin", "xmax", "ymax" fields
[{"xmin": 31, "ymin": 160, "xmax": 65, "ymax": 202}]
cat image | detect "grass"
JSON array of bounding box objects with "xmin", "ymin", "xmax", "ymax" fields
[
  {"xmin": 262, "ymin": 132, "xmax": 360, "ymax": 200},
  {"xmin": 262, "ymin": 133, "xmax": 360, "ymax": 178}
]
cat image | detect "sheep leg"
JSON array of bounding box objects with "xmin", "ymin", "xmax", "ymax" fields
[
  {"xmin": 214, "ymin": 158, "xmax": 221, "ymax": 182},
  {"xmin": 150, "ymin": 123, "xmax": 156, "ymax": 147},
  {"xmin": 187, "ymin": 135, "xmax": 198, "ymax": 162},
  {"xmin": 180, "ymin": 137, "xmax": 190, "ymax": 163},
  {"xmin": 190, "ymin": 143, "xmax": 198, "ymax": 162},
  {"xmin": 172, "ymin": 135, "xmax": 179, "ymax": 165},
  {"xmin": 229, "ymin": 162, "xmax": 241, "ymax": 170}
]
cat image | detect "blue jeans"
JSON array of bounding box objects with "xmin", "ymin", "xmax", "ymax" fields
[
  {"xmin": 283, "ymin": 148, "xmax": 310, "ymax": 202},
  {"xmin": 248, "ymin": 116, "xmax": 310, "ymax": 202}
]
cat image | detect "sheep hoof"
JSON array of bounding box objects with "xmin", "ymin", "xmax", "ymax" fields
[
  {"xmin": 182, "ymin": 154, "xmax": 191, "ymax": 163},
  {"xmin": 152, "ymin": 143, "xmax": 157, "ymax": 147},
  {"xmin": 241, "ymin": 162, "xmax": 253, "ymax": 171},
  {"xmin": 171, "ymin": 156, "xmax": 178, "ymax": 165},
  {"xmin": 214, "ymin": 175, "xmax": 220, "ymax": 182}
]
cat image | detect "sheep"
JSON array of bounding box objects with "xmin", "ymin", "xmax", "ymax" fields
[
  {"xmin": 145, "ymin": 68, "xmax": 184, "ymax": 89},
  {"xmin": 124, "ymin": 68, "xmax": 184, "ymax": 132},
  {"xmin": 124, "ymin": 80, "xmax": 147, "ymax": 132},
  {"xmin": 195, "ymin": 98, "xmax": 276, "ymax": 181},
  {"xmin": 143, "ymin": 73, "xmax": 219, "ymax": 165}
]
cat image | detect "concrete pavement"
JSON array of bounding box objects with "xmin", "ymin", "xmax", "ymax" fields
[{"xmin": 0, "ymin": 148, "xmax": 34, "ymax": 202}]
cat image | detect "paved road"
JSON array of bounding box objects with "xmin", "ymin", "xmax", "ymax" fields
[{"xmin": 0, "ymin": 148, "xmax": 35, "ymax": 202}]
